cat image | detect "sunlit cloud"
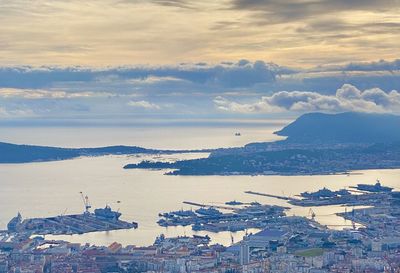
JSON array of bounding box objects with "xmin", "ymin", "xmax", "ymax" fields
[
  {"xmin": 0, "ymin": 88, "xmax": 112, "ymax": 99},
  {"xmin": 214, "ymin": 84, "xmax": 400, "ymax": 114},
  {"xmin": 127, "ymin": 100, "xmax": 161, "ymax": 110}
]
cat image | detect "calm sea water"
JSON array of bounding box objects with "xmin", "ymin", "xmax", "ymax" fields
[{"xmin": 0, "ymin": 125, "xmax": 399, "ymax": 246}]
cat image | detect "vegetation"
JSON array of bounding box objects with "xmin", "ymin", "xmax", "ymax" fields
[{"xmin": 295, "ymin": 248, "xmax": 324, "ymax": 257}]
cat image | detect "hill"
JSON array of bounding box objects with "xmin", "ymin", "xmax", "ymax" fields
[
  {"xmin": 275, "ymin": 112, "xmax": 400, "ymax": 144},
  {"xmin": 0, "ymin": 143, "xmax": 166, "ymax": 163},
  {"xmin": 125, "ymin": 112, "xmax": 400, "ymax": 175}
]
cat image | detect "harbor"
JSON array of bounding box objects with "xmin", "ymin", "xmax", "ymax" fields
[
  {"xmin": 157, "ymin": 201, "xmax": 287, "ymax": 233},
  {"xmin": 6, "ymin": 193, "xmax": 138, "ymax": 236},
  {"xmin": 155, "ymin": 180, "xmax": 397, "ymax": 237},
  {"xmin": 1, "ymin": 153, "xmax": 399, "ymax": 248},
  {"xmin": 246, "ymin": 180, "xmax": 394, "ymax": 208},
  {"xmin": 1, "ymin": 178, "xmax": 400, "ymax": 272}
]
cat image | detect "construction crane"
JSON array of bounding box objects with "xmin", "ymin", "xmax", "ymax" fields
[
  {"xmin": 80, "ymin": 192, "xmax": 91, "ymax": 214},
  {"xmin": 60, "ymin": 208, "xmax": 68, "ymax": 217},
  {"xmin": 308, "ymin": 208, "xmax": 316, "ymax": 220}
]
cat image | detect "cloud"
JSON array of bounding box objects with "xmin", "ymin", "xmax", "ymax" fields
[
  {"xmin": 341, "ymin": 59, "xmax": 400, "ymax": 72},
  {"xmin": 1, "ymin": 0, "xmax": 399, "ymax": 68},
  {"xmin": 0, "ymin": 106, "xmax": 36, "ymax": 118},
  {"xmin": 129, "ymin": 76, "xmax": 187, "ymax": 85},
  {"xmin": 0, "ymin": 61, "xmax": 277, "ymax": 90},
  {"xmin": 127, "ymin": 100, "xmax": 161, "ymax": 110},
  {"xmin": 230, "ymin": 0, "xmax": 399, "ymax": 23},
  {"xmin": 214, "ymin": 84, "xmax": 400, "ymax": 114},
  {"xmin": 150, "ymin": 0, "xmax": 194, "ymax": 9},
  {"xmin": 0, "ymin": 88, "xmax": 112, "ymax": 99},
  {"xmin": 1, "ymin": 59, "xmax": 400, "ymax": 122}
]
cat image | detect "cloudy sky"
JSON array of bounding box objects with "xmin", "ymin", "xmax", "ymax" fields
[
  {"xmin": 0, "ymin": 0, "xmax": 400, "ymax": 123},
  {"xmin": 1, "ymin": 0, "xmax": 400, "ymax": 67}
]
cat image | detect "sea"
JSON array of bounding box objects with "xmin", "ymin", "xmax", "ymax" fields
[{"xmin": 0, "ymin": 123, "xmax": 399, "ymax": 247}]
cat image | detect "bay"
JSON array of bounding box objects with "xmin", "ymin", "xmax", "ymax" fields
[{"xmin": 0, "ymin": 125, "xmax": 398, "ymax": 246}]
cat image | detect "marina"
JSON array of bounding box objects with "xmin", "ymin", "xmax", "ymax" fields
[
  {"xmin": 246, "ymin": 181, "xmax": 395, "ymax": 208},
  {"xmin": 158, "ymin": 201, "xmax": 286, "ymax": 233}
]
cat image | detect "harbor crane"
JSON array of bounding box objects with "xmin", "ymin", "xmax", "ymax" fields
[
  {"xmin": 308, "ymin": 208, "xmax": 316, "ymax": 220},
  {"xmin": 80, "ymin": 192, "xmax": 91, "ymax": 214}
]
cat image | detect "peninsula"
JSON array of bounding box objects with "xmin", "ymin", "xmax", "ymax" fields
[
  {"xmin": 0, "ymin": 142, "xmax": 211, "ymax": 164},
  {"xmin": 124, "ymin": 112, "xmax": 400, "ymax": 175}
]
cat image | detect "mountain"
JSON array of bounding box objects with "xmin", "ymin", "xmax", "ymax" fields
[{"xmin": 275, "ymin": 112, "xmax": 400, "ymax": 144}]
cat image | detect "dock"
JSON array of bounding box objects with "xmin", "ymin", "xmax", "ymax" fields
[
  {"xmin": 245, "ymin": 191, "xmax": 299, "ymax": 202},
  {"xmin": 158, "ymin": 201, "xmax": 287, "ymax": 232},
  {"xmin": 7, "ymin": 205, "xmax": 138, "ymax": 236},
  {"xmin": 183, "ymin": 201, "xmax": 236, "ymax": 211}
]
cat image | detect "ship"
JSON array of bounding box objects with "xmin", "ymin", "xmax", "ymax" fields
[
  {"xmin": 195, "ymin": 207, "xmax": 222, "ymax": 216},
  {"xmin": 7, "ymin": 194, "xmax": 139, "ymax": 235},
  {"xmin": 193, "ymin": 234, "xmax": 211, "ymax": 242},
  {"xmin": 352, "ymin": 180, "xmax": 393, "ymax": 193},
  {"xmin": 301, "ymin": 188, "xmax": 351, "ymax": 199},
  {"xmin": 7, "ymin": 208, "xmax": 138, "ymax": 235},
  {"xmin": 94, "ymin": 205, "xmax": 122, "ymax": 221},
  {"xmin": 301, "ymin": 187, "xmax": 336, "ymax": 199},
  {"xmin": 171, "ymin": 209, "xmax": 196, "ymax": 218},
  {"xmin": 225, "ymin": 200, "xmax": 243, "ymax": 206}
]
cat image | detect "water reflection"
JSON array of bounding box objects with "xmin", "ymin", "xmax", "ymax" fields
[{"xmin": 0, "ymin": 154, "xmax": 398, "ymax": 246}]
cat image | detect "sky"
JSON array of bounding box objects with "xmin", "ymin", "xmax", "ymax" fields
[
  {"xmin": 0, "ymin": 0, "xmax": 400, "ymax": 124},
  {"xmin": 1, "ymin": 0, "xmax": 400, "ymax": 67}
]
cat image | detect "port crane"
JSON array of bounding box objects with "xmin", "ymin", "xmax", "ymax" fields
[
  {"xmin": 308, "ymin": 208, "xmax": 316, "ymax": 220},
  {"xmin": 80, "ymin": 192, "xmax": 91, "ymax": 214}
]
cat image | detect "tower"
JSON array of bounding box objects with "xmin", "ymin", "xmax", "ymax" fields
[{"xmin": 240, "ymin": 236, "xmax": 250, "ymax": 265}]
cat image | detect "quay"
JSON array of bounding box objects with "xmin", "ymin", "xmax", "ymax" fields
[
  {"xmin": 158, "ymin": 201, "xmax": 287, "ymax": 232},
  {"xmin": 6, "ymin": 193, "xmax": 138, "ymax": 236},
  {"xmin": 183, "ymin": 201, "xmax": 236, "ymax": 211},
  {"xmin": 244, "ymin": 191, "xmax": 298, "ymax": 202}
]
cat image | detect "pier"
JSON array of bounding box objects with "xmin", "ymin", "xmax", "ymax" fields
[
  {"xmin": 244, "ymin": 191, "xmax": 298, "ymax": 201},
  {"xmin": 183, "ymin": 201, "xmax": 236, "ymax": 211}
]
